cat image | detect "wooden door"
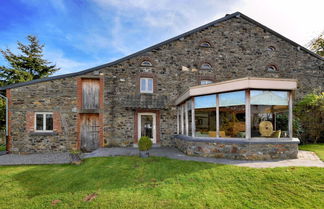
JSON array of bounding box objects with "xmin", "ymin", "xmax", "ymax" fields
[
  {"xmin": 82, "ymin": 79, "xmax": 99, "ymax": 109},
  {"xmin": 80, "ymin": 114, "xmax": 99, "ymax": 152}
]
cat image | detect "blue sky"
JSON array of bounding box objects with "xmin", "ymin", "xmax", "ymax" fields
[{"xmin": 0, "ymin": 0, "xmax": 323, "ymax": 75}]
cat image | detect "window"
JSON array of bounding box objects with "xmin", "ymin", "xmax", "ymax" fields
[
  {"xmin": 140, "ymin": 60, "xmax": 153, "ymax": 67},
  {"xmin": 267, "ymin": 46, "xmax": 276, "ymax": 51},
  {"xmin": 200, "ymin": 80, "xmax": 213, "ymax": 85},
  {"xmin": 267, "ymin": 65, "xmax": 278, "ymax": 72},
  {"xmin": 251, "ymin": 90, "xmax": 289, "ymax": 138},
  {"xmin": 140, "ymin": 78, "xmax": 153, "ymax": 93},
  {"xmin": 194, "ymin": 94, "xmax": 216, "ymax": 137},
  {"xmin": 200, "ymin": 41, "xmax": 211, "ymax": 48},
  {"xmin": 200, "ymin": 63, "xmax": 212, "ymax": 70},
  {"xmin": 219, "ymin": 91, "xmax": 246, "ymax": 138},
  {"xmin": 35, "ymin": 113, "xmax": 53, "ymax": 132}
]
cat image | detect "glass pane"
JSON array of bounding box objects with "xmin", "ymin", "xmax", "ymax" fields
[
  {"xmin": 251, "ymin": 105, "xmax": 288, "ymax": 138},
  {"xmin": 220, "ymin": 105, "xmax": 245, "ymax": 138},
  {"xmin": 141, "ymin": 115, "xmax": 153, "ymax": 139},
  {"xmin": 251, "ymin": 90, "xmax": 288, "ymax": 105},
  {"xmin": 188, "ymin": 106, "xmax": 192, "ymax": 136},
  {"xmin": 195, "ymin": 108, "xmax": 216, "ymax": 137},
  {"xmin": 195, "ymin": 94, "xmax": 216, "ymax": 109},
  {"xmin": 140, "ymin": 78, "xmax": 146, "ymax": 91},
  {"xmin": 46, "ymin": 114, "xmax": 53, "ymax": 131},
  {"xmin": 219, "ymin": 91, "xmax": 245, "ymax": 107},
  {"xmin": 148, "ymin": 78, "xmax": 153, "ymax": 91},
  {"xmin": 200, "ymin": 80, "xmax": 213, "ymax": 85},
  {"xmin": 36, "ymin": 114, "xmax": 43, "ymax": 131}
]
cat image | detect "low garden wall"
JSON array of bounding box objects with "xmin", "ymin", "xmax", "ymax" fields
[{"xmin": 174, "ymin": 135, "xmax": 299, "ymax": 160}]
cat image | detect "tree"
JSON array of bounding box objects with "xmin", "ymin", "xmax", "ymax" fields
[
  {"xmin": 0, "ymin": 35, "xmax": 60, "ymax": 86},
  {"xmin": 0, "ymin": 35, "xmax": 60, "ymax": 132},
  {"xmin": 307, "ymin": 32, "xmax": 324, "ymax": 57},
  {"xmin": 295, "ymin": 91, "xmax": 324, "ymax": 144}
]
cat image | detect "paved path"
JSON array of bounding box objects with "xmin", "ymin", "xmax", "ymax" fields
[
  {"xmin": 0, "ymin": 148, "xmax": 323, "ymax": 168},
  {"xmin": 83, "ymin": 147, "xmax": 324, "ymax": 168},
  {"xmin": 0, "ymin": 153, "xmax": 71, "ymax": 165}
]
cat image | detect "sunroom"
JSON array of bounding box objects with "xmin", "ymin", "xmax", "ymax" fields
[{"xmin": 174, "ymin": 77, "xmax": 299, "ymax": 160}]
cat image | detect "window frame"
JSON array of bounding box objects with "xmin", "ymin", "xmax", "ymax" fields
[
  {"xmin": 140, "ymin": 77, "xmax": 154, "ymax": 93},
  {"xmin": 34, "ymin": 112, "xmax": 54, "ymax": 132}
]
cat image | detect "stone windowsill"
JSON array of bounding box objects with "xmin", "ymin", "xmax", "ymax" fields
[
  {"xmin": 29, "ymin": 132, "xmax": 58, "ymax": 136},
  {"xmin": 174, "ymin": 135, "xmax": 300, "ymax": 144}
]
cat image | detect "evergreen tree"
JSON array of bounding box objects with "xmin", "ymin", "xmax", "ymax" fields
[{"xmin": 0, "ymin": 35, "xmax": 60, "ymax": 85}]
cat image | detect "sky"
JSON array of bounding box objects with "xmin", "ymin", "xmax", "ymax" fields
[{"xmin": 0, "ymin": 0, "xmax": 323, "ymax": 75}]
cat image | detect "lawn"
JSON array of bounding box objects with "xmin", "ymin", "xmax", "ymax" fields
[
  {"xmin": 0, "ymin": 144, "xmax": 5, "ymax": 151},
  {"xmin": 299, "ymin": 143, "xmax": 324, "ymax": 161},
  {"xmin": 0, "ymin": 157, "xmax": 323, "ymax": 209}
]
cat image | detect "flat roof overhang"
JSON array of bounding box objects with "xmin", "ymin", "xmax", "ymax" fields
[{"xmin": 175, "ymin": 77, "xmax": 297, "ymax": 105}]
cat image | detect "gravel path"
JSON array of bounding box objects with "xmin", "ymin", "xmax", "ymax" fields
[
  {"xmin": 83, "ymin": 147, "xmax": 324, "ymax": 168},
  {"xmin": 0, "ymin": 148, "xmax": 323, "ymax": 168},
  {"xmin": 0, "ymin": 153, "xmax": 71, "ymax": 165}
]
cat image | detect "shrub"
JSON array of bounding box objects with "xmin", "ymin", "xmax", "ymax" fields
[
  {"xmin": 138, "ymin": 136, "xmax": 153, "ymax": 151},
  {"xmin": 295, "ymin": 91, "xmax": 324, "ymax": 144}
]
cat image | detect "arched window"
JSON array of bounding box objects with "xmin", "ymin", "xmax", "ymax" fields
[
  {"xmin": 200, "ymin": 41, "xmax": 211, "ymax": 48},
  {"xmin": 267, "ymin": 46, "xmax": 276, "ymax": 51},
  {"xmin": 140, "ymin": 60, "xmax": 153, "ymax": 67},
  {"xmin": 267, "ymin": 65, "xmax": 278, "ymax": 72},
  {"xmin": 200, "ymin": 63, "xmax": 212, "ymax": 70}
]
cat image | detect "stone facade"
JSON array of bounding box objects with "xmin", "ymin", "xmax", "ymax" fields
[
  {"xmin": 174, "ymin": 136, "xmax": 299, "ymax": 160},
  {"xmin": 4, "ymin": 13, "xmax": 324, "ymax": 154}
]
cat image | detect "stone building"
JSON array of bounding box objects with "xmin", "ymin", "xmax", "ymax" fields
[{"xmin": 1, "ymin": 12, "xmax": 323, "ymax": 160}]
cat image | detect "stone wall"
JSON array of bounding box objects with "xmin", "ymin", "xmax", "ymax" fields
[
  {"xmin": 174, "ymin": 136, "xmax": 299, "ymax": 160},
  {"xmin": 7, "ymin": 15, "xmax": 324, "ymax": 153},
  {"xmin": 8, "ymin": 78, "xmax": 78, "ymax": 153}
]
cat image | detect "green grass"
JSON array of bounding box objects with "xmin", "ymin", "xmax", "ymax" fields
[
  {"xmin": 299, "ymin": 143, "xmax": 324, "ymax": 161},
  {"xmin": 0, "ymin": 144, "xmax": 5, "ymax": 151},
  {"xmin": 0, "ymin": 157, "xmax": 323, "ymax": 209}
]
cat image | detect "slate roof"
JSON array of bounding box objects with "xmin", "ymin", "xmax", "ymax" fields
[{"xmin": 1, "ymin": 11, "xmax": 323, "ymax": 90}]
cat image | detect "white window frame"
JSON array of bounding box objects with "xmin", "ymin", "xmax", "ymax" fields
[
  {"xmin": 140, "ymin": 77, "xmax": 154, "ymax": 93},
  {"xmin": 35, "ymin": 112, "xmax": 53, "ymax": 132},
  {"xmin": 200, "ymin": 80, "xmax": 213, "ymax": 85}
]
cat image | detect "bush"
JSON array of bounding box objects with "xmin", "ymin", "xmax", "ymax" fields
[
  {"xmin": 138, "ymin": 136, "xmax": 153, "ymax": 151},
  {"xmin": 295, "ymin": 91, "xmax": 324, "ymax": 144}
]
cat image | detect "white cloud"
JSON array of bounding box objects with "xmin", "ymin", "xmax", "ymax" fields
[
  {"xmin": 230, "ymin": 0, "xmax": 324, "ymax": 45},
  {"xmin": 44, "ymin": 49, "xmax": 102, "ymax": 75}
]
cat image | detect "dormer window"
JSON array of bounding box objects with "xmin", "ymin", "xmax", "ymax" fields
[
  {"xmin": 200, "ymin": 80, "xmax": 213, "ymax": 85},
  {"xmin": 267, "ymin": 46, "xmax": 276, "ymax": 51},
  {"xmin": 267, "ymin": 65, "xmax": 278, "ymax": 72},
  {"xmin": 200, "ymin": 41, "xmax": 211, "ymax": 48},
  {"xmin": 200, "ymin": 63, "xmax": 212, "ymax": 70},
  {"xmin": 140, "ymin": 60, "xmax": 153, "ymax": 67}
]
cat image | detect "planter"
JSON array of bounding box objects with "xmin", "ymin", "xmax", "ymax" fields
[{"xmin": 139, "ymin": 151, "xmax": 150, "ymax": 158}]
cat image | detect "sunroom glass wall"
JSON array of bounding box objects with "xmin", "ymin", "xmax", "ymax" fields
[
  {"xmin": 251, "ymin": 90, "xmax": 289, "ymax": 138},
  {"xmin": 219, "ymin": 91, "xmax": 246, "ymax": 138},
  {"xmin": 194, "ymin": 95, "xmax": 216, "ymax": 137}
]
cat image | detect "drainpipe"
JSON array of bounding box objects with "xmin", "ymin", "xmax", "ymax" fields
[{"xmin": 0, "ymin": 94, "xmax": 8, "ymax": 136}]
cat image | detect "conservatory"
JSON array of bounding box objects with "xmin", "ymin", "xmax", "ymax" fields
[{"xmin": 174, "ymin": 77, "xmax": 299, "ymax": 160}]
